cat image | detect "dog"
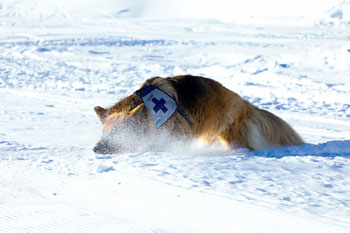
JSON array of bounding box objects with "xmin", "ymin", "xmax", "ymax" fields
[{"xmin": 93, "ymin": 75, "xmax": 304, "ymax": 154}]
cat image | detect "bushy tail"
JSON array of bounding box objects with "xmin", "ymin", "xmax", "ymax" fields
[{"xmin": 252, "ymin": 108, "xmax": 304, "ymax": 147}]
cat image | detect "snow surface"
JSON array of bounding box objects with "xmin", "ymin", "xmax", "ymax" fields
[{"xmin": 1, "ymin": 0, "xmax": 350, "ymax": 232}]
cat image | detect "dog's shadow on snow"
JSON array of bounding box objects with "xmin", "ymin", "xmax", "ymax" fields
[{"xmin": 248, "ymin": 140, "xmax": 350, "ymax": 158}]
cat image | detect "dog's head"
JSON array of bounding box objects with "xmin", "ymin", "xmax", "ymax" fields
[
  {"xmin": 93, "ymin": 93, "xmax": 155, "ymax": 154},
  {"xmin": 93, "ymin": 78, "xmax": 193, "ymax": 154}
]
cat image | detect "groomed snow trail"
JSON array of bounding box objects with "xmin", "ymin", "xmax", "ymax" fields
[{"xmin": 0, "ymin": 161, "xmax": 348, "ymax": 233}]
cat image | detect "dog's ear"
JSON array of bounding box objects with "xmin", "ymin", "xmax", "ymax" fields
[
  {"xmin": 129, "ymin": 103, "xmax": 145, "ymax": 117},
  {"xmin": 94, "ymin": 106, "xmax": 107, "ymax": 122}
]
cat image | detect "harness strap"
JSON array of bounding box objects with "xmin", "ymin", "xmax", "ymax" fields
[{"xmin": 177, "ymin": 105, "xmax": 193, "ymax": 128}]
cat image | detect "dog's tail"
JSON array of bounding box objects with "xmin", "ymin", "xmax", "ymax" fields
[{"xmin": 252, "ymin": 108, "xmax": 304, "ymax": 149}]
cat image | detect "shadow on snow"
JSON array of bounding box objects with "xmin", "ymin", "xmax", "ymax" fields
[{"xmin": 249, "ymin": 140, "xmax": 350, "ymax": 158}]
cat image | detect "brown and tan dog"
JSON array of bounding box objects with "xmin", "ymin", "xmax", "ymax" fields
[{"xmin": 94, "ymin": 75, "xmax": 304, "ymax": 154}]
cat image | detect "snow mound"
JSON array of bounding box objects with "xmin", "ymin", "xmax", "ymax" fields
[
  {"xmin": 252, "ymin": 140, "xmax": 350, "ymax": 158},
  {"xmin": 321, "ymin": 0, "xmax": 350, "ymax": 25}
]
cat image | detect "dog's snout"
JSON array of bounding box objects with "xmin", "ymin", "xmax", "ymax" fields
[{"xmin": 93, "ymin": 141, "xmax": 115, "ymax": 154}]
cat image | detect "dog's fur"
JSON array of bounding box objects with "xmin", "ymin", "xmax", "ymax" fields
[{"xmin": 94, "ymin": 75, "xmax": 304, "ymax": 154}]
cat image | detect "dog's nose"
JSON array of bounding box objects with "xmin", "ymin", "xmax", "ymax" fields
[{"xmin": 93, "ymin": 141, "xmax": 114, "ymax": 154}]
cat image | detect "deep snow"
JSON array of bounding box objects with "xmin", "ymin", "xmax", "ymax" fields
[{"xmin": 1, "ymin": 0, "xmax": 350, "ymax": 232}]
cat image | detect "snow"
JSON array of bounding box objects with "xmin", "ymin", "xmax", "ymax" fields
[
  {"xmin": 322, "ymin": 0, "xmax": 350, "ymax": 26},
  {"xmin": 1, "ymin": 0, "xmax": 350, "ymax": 232}
]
